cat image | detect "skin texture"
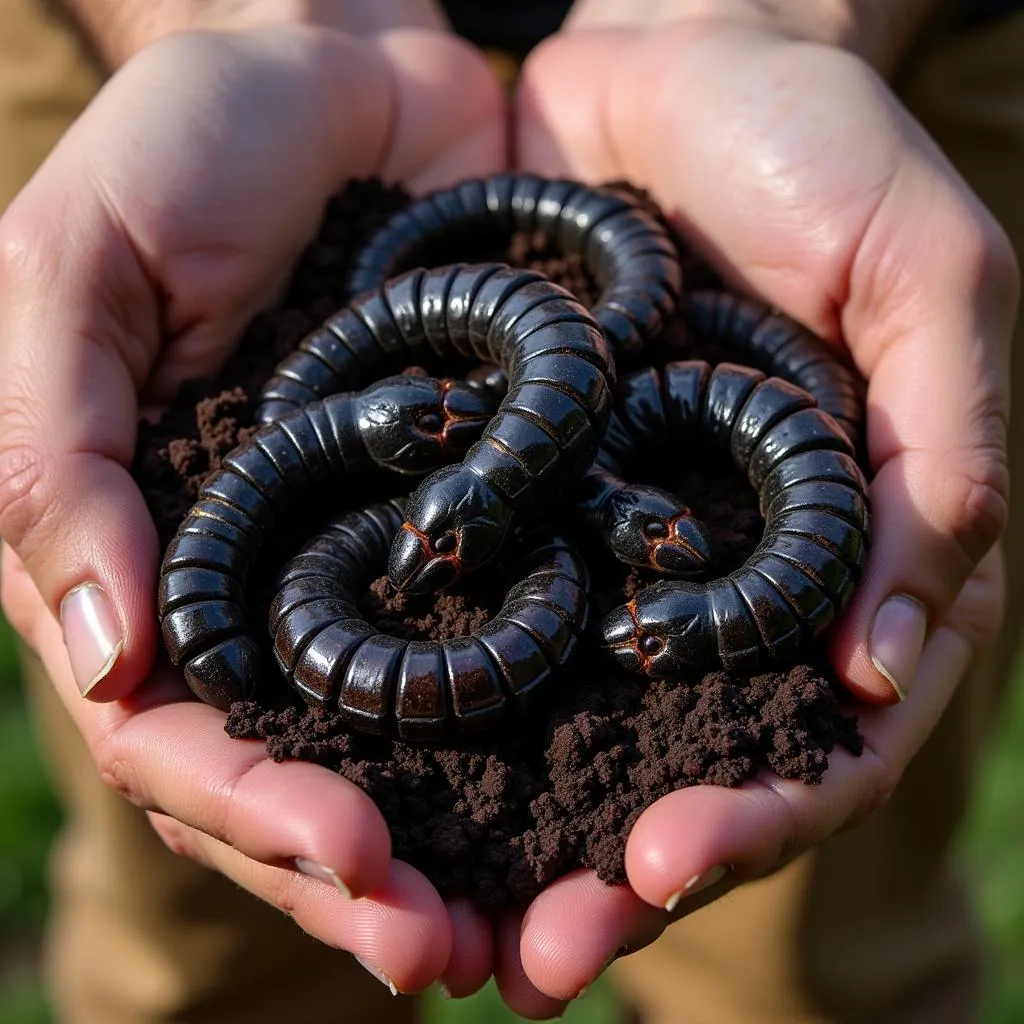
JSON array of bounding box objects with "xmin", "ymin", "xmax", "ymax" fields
[
  {"xmin": 499, "ymin": 4, "xmax": 1017, "ymax": 1013},
  {"xmin": 0, "ymin": 12, "xmax": 507, "ymax": 999},
  {"xmin": 0, "ymin": 0, "xmax": 1015, "ymax": 1016},
  {"xmin": 56, "ymin": 0, "xmax": 454, "ymax": 67}
]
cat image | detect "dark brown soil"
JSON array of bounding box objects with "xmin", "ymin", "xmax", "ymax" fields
[{"xmin": 133, "ymin": 180, "xmax": 862, "ymax": 910}]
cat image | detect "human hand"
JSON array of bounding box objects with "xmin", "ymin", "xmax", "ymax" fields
[
  {"xmin": 481, "ymin": 546, "xmax": 1002, "ymax": 1015},
  {"xmin": 498, "ymin": 5, "xmax": 1017, "ymax": 1012},
  {"xmin": 0, "ymin": 18, "xmax": 505, "ymax": 994}
]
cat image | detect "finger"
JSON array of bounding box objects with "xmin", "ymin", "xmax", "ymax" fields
[
  {"xmin": 439, "ymin": 898, "xmax": 494, "ymax": 998},
  {"xmin": 493, "ymin": 912, "xmax": 570, "ymax": 1019},
  {"xmin": 0, "ymin": 210, "xmax": 160, "ymax": 702},
  {"xmin": 148, "ymin": 817, "xmax": 452, "ymax": 996},
  {"xmin": 518, "ymin": 870, "xmax": 666, "ymax": 1002},
  {"xmin": 515, "ymin": 31, "xmax": 624, "ymax": 180},
  {"xmin": 517, "ymin": 26, "xmax": 1017, "ymax": 706},
  {"xmin": 12, "ymin": 565, "xmax": 392, "ymax": 898},
  {"xmin": 375, "ymin": 29, "xmax": 508, "ymax": 195},
  {"xmin": 0, "ymin": 28, "xmax": 395, "ymax": 702},
  {"xmin": 625, "ymin": 568, "xmax": 987, "ymax": 910},
  {"xmin": 826, "ymin": 159, "xmax": 1014, "ymax": 702}
]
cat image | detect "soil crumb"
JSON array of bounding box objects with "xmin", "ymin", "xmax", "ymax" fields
[{"xmin": 134, "ymin": 179, "xmax": 863, "ymax": 909}]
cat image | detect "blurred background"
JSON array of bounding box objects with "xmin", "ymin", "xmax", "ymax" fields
[{"xmin": 0, "ymin": 609, "xmax": 1022, "ymax": 1024}]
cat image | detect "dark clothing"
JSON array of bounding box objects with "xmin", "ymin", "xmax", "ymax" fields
[
  {"xmin": 442, "ymin": 0, "xmax": 573, "ymax": 52},
  {"xmin": 441, "ymin": 0, "xmax": 1024, "ymax": 53}
]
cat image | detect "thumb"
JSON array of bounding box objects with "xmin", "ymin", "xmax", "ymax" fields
[
  {"xmin": 824, "ymin": 162, "xmax": 1015, "ymax": 703},
  {"xmin": 0, "ymin": 169, "xmax": 161, "ymax": 701}
]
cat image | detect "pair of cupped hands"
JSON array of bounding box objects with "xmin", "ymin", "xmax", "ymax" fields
[{"xmin": 0, "ymin": 2, "xmax": 1014, "ymax": 1017}]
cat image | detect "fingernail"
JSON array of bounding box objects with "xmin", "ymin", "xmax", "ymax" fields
[
  {"xmin": 60, "ymin": 582, "xmax": 123, "ymax": 696},
  {"xmin": 354, "ymin": 955, "xmax": 399, "ymax": 996},
  {"xmin": 869, "ymin": 594, "xmax": 928, "ymax": 701},
  {"xmin": 294, "ymin": 857, "xmax": 352, "ymax": 899},
  {"xmin": 665, "ymin": 864, "xmax": 728, "ymax": 912}
]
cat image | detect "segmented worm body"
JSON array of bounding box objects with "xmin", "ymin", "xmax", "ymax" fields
[
  {"xmin": 157, "ymin": 375, "xmax": 495, "ymax": 709},
  {"xmin": 292, "ymin": 263, "xmax": 616, "ymax": 595},
  {"xmin": 599, "ymin": 361, "xmax": 870, "ymax": 677},
  {"xmin": 462, "ymin": 287, "xmax": 867, "ymax": 579},
  {"xmin": 684, "ymin": 290, "xmax": 865, "ymax": 444},
  {"xmin": 256, "ymin": 178, "xmax": 673, "ymax": 426},
  {"xmin": 344, "ymin": 173, "xmax": 681, "ymax": 363},
  {"xmin": 272, "ymin": 500, "xmax": 589, "ymax": 742}
]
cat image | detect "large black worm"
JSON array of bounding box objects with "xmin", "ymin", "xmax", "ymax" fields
[
  {"xmin": 345, "ymin": 173, "xmax": 681, "ymax": 360},
  {"xmin": 581, "ymin": 290, "xmax": 868, "ymax": 576},
  {"xmin": 254, "ymin": 262, "xmax": 615, "ymax": 594},
  {"xmin": 256, "ymin": 178, "xmax": 672, "ymax": 426},
  {"xmin": 463, "ymin": 285, "xmax": 867, "ymax": 579},
  {"xmin": 157, "ymin": 375, "xmax": 495, "ymax": 709},
  {"xmin": 271, "ymin": 500, "xmax": 589, "ymax": 742},
  {"xmin": 599, "ymin": 360, "xmax": 871, "ymax": 677},
  {"xmin": 683, "ymin": 289, "xmax": 865, "ymax": 444},
  {"xmin": 273, "ymin": 262, "xmax": 614, "ymax": 596}
]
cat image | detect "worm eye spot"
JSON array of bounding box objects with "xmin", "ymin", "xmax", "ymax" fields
[
  {"xmin": 432, "ymin": 532, "xmax": 457, "ymax": 554},
  {"xmin": 643, "ymin": 520, "xmax": 668, "ymax": 539},
  {"xmin": 417, "ymin": 412, "xmax": 444, "ymax": 434},
  {"xmin": 639, "ymin": 634, "xmax": 663, "ymax": 656}
]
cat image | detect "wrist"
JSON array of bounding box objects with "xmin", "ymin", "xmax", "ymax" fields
[
  {"xmin": 563, "ymin": 0, "xmax": 944, "ymax": 76},
  {"xmin": 57, "ymin": 0, "xmax": 449, "ymax": 69}
]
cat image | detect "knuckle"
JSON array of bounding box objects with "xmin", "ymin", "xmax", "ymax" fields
[
  {"xmin": 0, "ymin": 439, "xmax": 54, "ymax": 552},
  {"xmin": 96, "ymin": 756, "xmax": 148, "ymax": 809},
  {"xmin": 262, "ymin": 872, "xmax": 303, "ymax": 921},
  {"xmin": 853, "ymin": 746, "xmax": 900, "ymax": 826},
  {"xmin": 942, "ymin": 444, "xmax": 1009, "ymax": 568},
  {"xmin": 0, "ymin": 203, "xmax": 50, "ymax": 288},
  {"xmin": 965, "ymin": 209, "xmax": 1020, "ymax": 310},
  {"xmin": 93, "ymin": 731, "xmax": 152, "ymax": 811},
  {"xmin": 148, "ymin": 812, "xmax": 201, "ymax": 861}
]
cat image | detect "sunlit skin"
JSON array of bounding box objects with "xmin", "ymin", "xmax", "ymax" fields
[
  {"xmin": 0, "ymin": 13, "xmax": 510, "ymax": 1000},
  {"xmin": 495, "ymin": 6, "xmax": 1015, "ymax": 1013},
  {"xmin": 0, "ymin": 0, "xmax": 1017, "ymax": 1016}
]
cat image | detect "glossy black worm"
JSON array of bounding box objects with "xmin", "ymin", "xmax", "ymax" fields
[
  {"xmin": 271, "ymin": 500, "xmax": 589, "ymax": 742},
  {"xmin": 683, "ymin": 289, "xmax": 865, "ymax": 444},
  {"xmin": 599, "ymin": 360, "xmax": 871, "ymax": 678},
  {"xmin": 345, "ymin": 173, "xmax": 681, "ymax": 362},
  {"xmin": 266, "ymin": 262, "xmax": 614, "ymax": 596},
  {"xmin": 254, "ymin": 265, "xmax": 614, "ymax": 597},
  {"xmin": 575, "ymin": 288, "xmax": 868, "ymax": 576},
  {"xmin": 157, "ymin": 375, "xmax": 495, "ymax": 709},
  {"xmin": 462, "ymin": 362, "xmax": 713, "ymax": 577},
  {"xmin": 255, "ymin": 177, "xmax": 674, "ymax": 426}
]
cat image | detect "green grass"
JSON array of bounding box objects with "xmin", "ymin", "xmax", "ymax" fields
[
  {"xmin": 959, "ymin": 674, "xmax": 1024, "ymax": 1023},
  {"xmin": 0, "ymin": 615, "xmax": 1021, "ymax": 1024}
]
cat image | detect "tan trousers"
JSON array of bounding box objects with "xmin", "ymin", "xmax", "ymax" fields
[{"xmin": 3, "ymin": 3, "xmax": 1022, "ymax": 1021}]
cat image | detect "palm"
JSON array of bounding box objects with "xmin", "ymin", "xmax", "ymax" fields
[
  {"xmin": 503, "ymin": 19, "xmax": 1015, "ymax": 1009},
  {"xmin": 0, "ymin": 21, "xmax": 508, "ymax": 997},
  {"xmin": 18, "ymin": 26, "xmax": 506, "ymax": 403}
]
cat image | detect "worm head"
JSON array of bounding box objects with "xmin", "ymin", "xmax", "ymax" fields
[
  {"xmin": 358, "ymin": 376, "xmax": 494, "ymax": 475},
  {"xmin": 605, "ymin": 486, "xmax": 714, "ymax": 576},
  {"xmin": 388, "ymin": 466, "xmax": 512, "ymax": 593},
  {"xmin": 600, "ymin": 583, "xmax": 716, "ymax": 678}
]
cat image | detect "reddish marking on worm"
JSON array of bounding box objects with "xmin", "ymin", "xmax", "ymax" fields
[
  {"xmin": 437, "ymin": 377, "xmax": 493, "ymax": 454},
  {"xmin": 607, "ymin": 597, "xmax": 660, "ymax": 673},
  {"xmin": 646, "ymin": 510, "xmax": 707, "ymax": 569},
  {"xmin": 400, "ymin": 521, "xmax": 463, "ymax": 578}
]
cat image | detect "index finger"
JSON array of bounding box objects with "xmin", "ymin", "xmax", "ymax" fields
[{"xmin": 5, "ymin": 545, "xmax": 392, "ymax": 899}]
